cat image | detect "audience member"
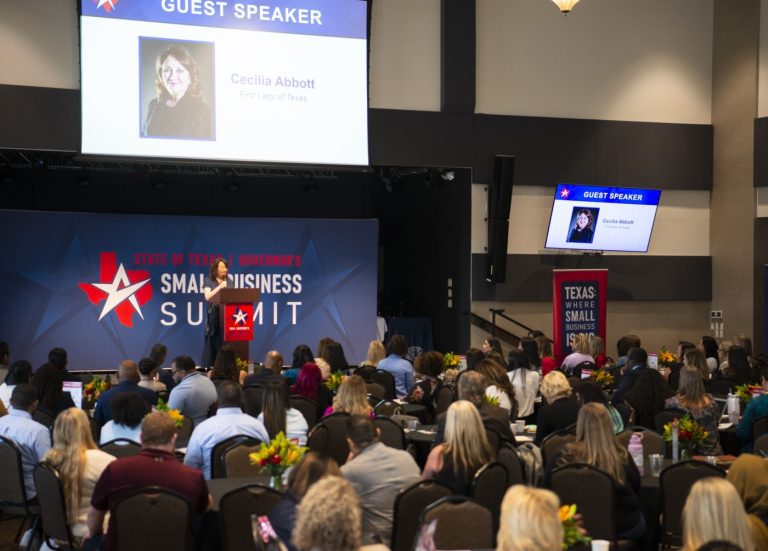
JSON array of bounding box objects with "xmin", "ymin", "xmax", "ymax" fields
[
  {"xmin": 611, "ymin": 347, "xmax": 649, "ymax": 405},
  {"xmin": 475, "ymin": 358, "xmax": 516, "ymax": 418},
  {"xmin": 464, "ymin": 348, "xmax": 486, "ymax": 371},
  {"xmin": 590, "ymin": 335, "xmax": 607, "ymax": 369},
  {"xmin": 359, "ymin": 340, "xmax": 386, "ymax": 369},
  {"xmin": 623, "ymin": 367, "xmax": 674, "ymax": 430},
  {"xmin": 518, "ymin": 337, "xmax": 541, "ymax": 371},
  {"xmin": 434, "ymin": 370, "xmax": 515, "ymax": 445},
  {"xmin": 0, "ymin": 359, "xmax": 32, "ymax": 410},
  {"xmin": 137, "ymin": 357, "xmax": 166, "ymax": 393},
  {"xmin": 486, "ymin": 350, "xmax": 509, "ymax": 371},
  {"xmin": 734, "ymin": 334, "xmax": 754, "ymax": 363},
  {"xmin": 291, "ymin": 362, "xmax": 333, "ymax": 419},
  {"xmin": 507, "ymin": 350, "xmax": 540, "ymax": 420},
  {"xmin": 268, "ymin": 452, "xmax": 341, "ymax": 551},
  {"xmin": 258, "ymin": 379, "xmax": 309, "ymax": 445},
  {"xmin": 0, "ymin": 384, "xmax": 51, "ymax": 498},
  {"xmin": 0, "ymin": 342, "xmax": 9, "ymax": 383},
  {"xmin": 341, "ymin": 415, "xmax": 420, "ymax": 546},
  {"xmin": 208, "ymin": 344, "xmax": 247, "ymax": 386},
  {"xmin": 736, "ymin": 366, "xmax": 768, "ymax": 452},
  {"xmin": 324, "ymin": 375, "xmax": 373, "ymax": 418},
  {"xmin": 684, "ymin": 348, "xmax": 710, "ymax": 382},
  {"xmin": 244, "ymin": 349, "xmax": 285, "ymax": 387},
  {"xmin": 575, "ymin": 379, "xmax": 623, "ymax": 433},
  {"xmin": 93, "ymin": 360, "xmax": 157, "ymax": 426},
  {"xmin": 700, "ymin": 336, "xmax": 719, "ymax": 374},
  {"xmin": 315, "ymin": 337, "xmax": 335, "ymax": 380},
  {"xmin": 149, "ymin": 343, "xmax": 175, "ymax": 390},
  {"xmin": 86, "ymin": 412, "xmax": 211, "ymax": 551},
  {"xmin": 282, "ymin": 344, "xmax": 315, "ymax": 384},
  {"xmin": 33, "ymin": 362, "xmax": 76, "ymax": 418},
  {"xmin": 496, "ymin": 485, "xmax": 563, "ymax": 551},
  {"xmin": 717, "ymin": 340, "xmax": 733, "ymax": 375},
  {"xmin": 682, "ymin": 477, "xmax": 755, "ymax": 551},
  {"xmin": 43, "ymin": 408, "xmax": 115, "ymax": 543},
  {"xmin": 614, "ymin": 334, "xmax": 641, "ymax": 371},
  {"xmin": 536, "ymin": 335, "xmax": 556, "ymax": 376},
  {"xmin": 377, "ymin": 335, "xmax": 414, "ymax": 399},
  {"xmin": 561, "ymin": 333, "xmax": 595, "ymax": 376},
  {"xmin": 667, "ymin": 341, "xmax": 696, "ymax": 389},
  {"xmin": 184, "ymin": 381, "xmax": 269, "ymax": 479},
  {"xmin": 664, "ymin": 366, "xmax": 723, "ymax": 455},
  {"xmin": 48, "ymin": 347, "xmax": 80, "ymax": 382},
  {"xmin": 99, "ymin": 392, "xmax": 151, "ymax": 445},
  {"xmin": 725, "ymin": 345, "xmax": 754, "ymax": 386},
  {"xmin": 407, "ymin": 351, "xmax": 443, "ymax": 422},
  {"xmin": 545, "ymin": 403, "xmax": 644, "ymax": 540},
  {"xmin": 168, "ymin": 354, "xmax": 217, "ymax": 426},
  {"xmin": 323, "ymin": 341, "xmax": 350, "ymax": 374},
  {"xmin": 422, "ymin": 400, "xmax": 494, "ymax": 494},
  {"xmin": 726, "ymin": 454, "xmax": 768, "ymax": 549},
  {"xmin": 535, "ymin": 371, "xmax": 580, "ymax": 444},
  {"xmin": 481, "ymin": 338, "xmax": 503, "ymax": 357}
]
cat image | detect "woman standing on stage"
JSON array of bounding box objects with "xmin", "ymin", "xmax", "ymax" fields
[{"xmin": 202, "ymin": 258, "xmax": 231, "ymax": 369}]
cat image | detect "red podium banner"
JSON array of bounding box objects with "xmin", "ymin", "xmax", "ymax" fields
[
  {"xmin": 552, "ymin": 269, "xmax": 608, "ymax": 366},
  {"xmin": 224, "ymin": 303, "xmax": 255, "ymax": 342}
]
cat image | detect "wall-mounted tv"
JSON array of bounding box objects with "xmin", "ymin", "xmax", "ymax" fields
[
  {"xmin": 79, "ymin": 0, "xmax": 368, "ymax": 166},
  {"xmin": 544, "ymin": 184, "xmax": 661, "ymax": 253}
]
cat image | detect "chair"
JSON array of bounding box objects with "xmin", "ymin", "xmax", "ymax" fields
[
  {"xmin": 660, "ymin": 460, "xmax": 726, "ymax": 547},
  {"xmin": 696, "ymin": 541, "xmax": 745, "ymax": 551},
  {"xmin": 100, "ymin": 439, "xmax": 141, "ymax": 458},
  {"xmin": 540, "ymin": 431, "xmax": 576, "ymax": 465},
  {"xmin": 417, "ymin": 496, "xmax": 494, "ymax": 550},
  {"xmin": 751, "ymin": 414, "xmax": 768, "ymax": 443},
  {"xmin": 754, "ymin": 433, "xmax": 768, "ymax": 457},
  {"xmin": 547, "ymin": 463, "xmax": 616, "ymax": 542},
  {"xmin": 470, "ymin": 462, "xmax": 507, "ymax": 531},
  {"xmin": 354, "ymin": 365, "xmax": 376, "ymax": 381},
  {"xmin": 112, "ymin": 486, "xmax": 192, "ymax": 551},
  {"xmin": 373, "ymin": 416, "xmax": 406, "ymax": 449},
  {"xmin": 307, "ymin": 413, "xmax": 350, "ymax": 465},
  {"xmin": 616, "ymin": 427, "xmax": 665, "ymax": 460},
  {"xmin": 570, "ymin": 361, "xmax": 596, "ymax": 379},
  {"xmin": 32, "ymin": 408, "xmax": 55, "ymax": 429},
  {"xmin": 391, "ymin": 480, "xmax": 453, "ymax": 551},
  {"xmin": 210, "ymin": 435, "xmax": 260, "ymax": 479},
  {"xmin": 243, "ymin": 385, "xmax": 264, "ymax": 417},
  {"xmin": 88, "ymin": 416, "xmax": 101, "ymax": 444},
  {"xmin": 223, "ymin": 441, "xmax": 264, "ymax": 477},
  {"xmin": 705, "ymin": 377, "xmax": 738, "ymax": 398},
  {"xmin": 366, "ymin": 382, "xmax": 386, "ymax": 401},
  {"xmin": 219, "ymin": 484, "xmax": 283, "ymax": 551},
  {"xmin": 370, "ymin": 369, "xmax": 396, "ymax": 400},
  {"xmin": 434, "ymin": 386, "xmax": 455, "ymax": 417},
  {"xmin": 614, "ymin": 401, "xmax": 635, "ymax": 426},
  {"xmin": 33, "ymin": 463, "xmax": 78, "ymax": 551},
  {"xmin": 0, "ymin": 436, "xmax": 39, "ymax": 542},
  {"xmin": 496, "ymin": 446, "xmax": 525, "ymax": 487},
  {"xmin": 175, "ymin": 416, "xmax": 194, "ymax": 447},
  {"xmin": 290, "ymin": 395, "xmax": 318, "ymax": 430},
  {"xmin": 374, "ymin": 400, "xmax": 403, "ymax": 417},
  {"xmin": 654, "ymin": 409, "xmax": 684, "ymax": 433}
]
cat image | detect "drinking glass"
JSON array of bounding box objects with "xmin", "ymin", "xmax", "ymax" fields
[{"xmin": 649, "ymin": 453, "xmax": 664, "ymax": 477}]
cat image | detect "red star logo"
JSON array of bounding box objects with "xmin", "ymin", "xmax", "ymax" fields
[
  {"xmin": 79, "ymin": 252, "xmax": 153, "ymax": 327},
  {"xmin": 94, "ymin": 0, "xmax": 119, "ymax": 13},
  {"xmin": 560, "ymin": 188, "xmax": 570, "ymax": 198}
]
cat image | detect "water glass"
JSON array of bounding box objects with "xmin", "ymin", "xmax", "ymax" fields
[
  {"xmin": 591, "ymin": 540, "xmax": 611, "ymax": 551},
  {"xmin": 406, "ymin": 419, "xmax": 420, "ymax": 431},
  {"xmin": 515, "ymin": 420, "xmax": 525, "ymax": 434},
  {"xmin": 649, "ymin": 453, "xmax": 664, "ymax": 477},
  {"xmin": 705, "ymin": 455, "xmax": 718, "ymax": 466}
]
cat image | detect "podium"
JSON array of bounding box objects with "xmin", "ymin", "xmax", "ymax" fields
[{"xmin": 210, "ymin": 288, "xmax": 260, "ymax": 362}]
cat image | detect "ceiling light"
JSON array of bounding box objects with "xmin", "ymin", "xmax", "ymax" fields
[{"xmin": 551, "ymin": 0, "xmax": 580, "ymax": 14}]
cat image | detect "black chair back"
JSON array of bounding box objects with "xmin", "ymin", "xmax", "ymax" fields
[
  {"xmin": 307, "ymin": 413, "xmax": 350, "ymax": 465},
  {"xmin": 614, "ymin": 401, "xmax": 635, "ymax": 426},
  {"xmin": 112, "ymin": 486, "xmax": 192, "ymax": 551},
  {"xmin": 0, "ymin": 436, "xmax": 30, "ymax": 506},
  {"xmin": 223, "ymin": 441, "xmax": 264, "ymax": 478},
  {"xmin": 660, "ymin": 460, "xmax": 726, "ymax": 547},
  {"xmin": 752, "ymin": 415, "xmax": 768, "ymax": 443},
  {"xmin": 705, "ymin": 377, "xmax": 738, "ymax": 398},
  {"xmin": 32, "ymin": 408, "xmax": 55, "ymax": 429},
  {"xmin": 33, "ymin": 463, "xmax": 75, "ymax": 551},
  {"xmin": 654, "ymin": 409, "xmax": 684, "ymax": 433},
  {"xmin": 219, "ymin": 484, "xmax": 283, "ymax": 551},
  {"xmin": 754, "ymin": 433, "xmax": 768, "ymax": 457},
  {"xmin": 434, "ymin": 386, "xmax": 454, "ymax": 417},
  {"xmin": 540, "ymin": 431, "xmax": 576, "ymax": 465},
  {"xmin": 548, "ymin": 463, "xmax": 616, "ymax": 541},
  {"xmin": 616, "ymin": 427, "xmax": 665, "ymax": 460},
  {"xmin": 175, "ymin": 416, "xmax": 194, "ymax": 448},
  {"xmin": 373, "ymin": 416, "xmax": 406, "ymax": 449},
  {"xmin": 418, "ymin": 495, "xmax": 494, "ymax": 550},
  {"xmin": 354, "ymin": 365, "xmax": 376, "ymax": 381},
  {"xmin": 570, "ymin": 361, "xmax": 596, "ymax": 379},
  {"xmin": 243, "ymin": 385, "xmax": 264, "ymax": 417},
  {"xmin": 290, "ymin": 395, "xmax": 318, "ymax": 430},
  {"xmin": 370, "ymin": 370, "xmax": 396, "ymax": 400},
  {"xmin": 391, "ymin": 480, "xmax": 452, "ymax": 551},
  {"xmin": 210, "ymin": 435, "xmax": 260, "ymax": 479},
  {"xmin": 496, "ymin": 446, "xmax": 525, "ymax": 486},
  {"xmin": 100, "ymin": 439, "xmax": 142, "ymax": 458},
  {"xmin": 470, "ymin": 462, "xmax": 507, "ymax": 531},
  {"xmin": 366, "ymin": 382, "xmax": 386, "ymax": 401},
  {"xmin": 697, "ymin": 541, "xmax": 745, "ymax": 551}
]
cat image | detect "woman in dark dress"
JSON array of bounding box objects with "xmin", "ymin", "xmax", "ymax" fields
[
  {"xmin": 202, "ymin": 258, "xmax": 232, "ymax": 368},
  {"xmin": 422, "ymin": 400, "xmax": 494, "ymax": 494}
]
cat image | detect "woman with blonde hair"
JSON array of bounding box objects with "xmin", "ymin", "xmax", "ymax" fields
[
  {"xmin": 535, "ymin": 370, "xmax": 580, "ymax": 444},
  {"xmin": 590, "ymin": 335, "xmax": 606, "ymax": 369},
  {"xmin": 545, "ymin": 403, "xmax": 644, "ymax": 540},
  {"xmin": 422, "ymin": 400, "xmax": 494, "ymax": 494},
  {"xmin": 726, "ymin": 454, "xmax": 768, "ymax": 549},
  {"xmin": 664, "ymin": 366, "xmax": 723, "ymax": 455},
  {"xmin": 43, "ymin": 408, "xmax": 115, "ymax": 543},
  {"xmin": 496, "ymin": 485, "xmax": 563, "ymax": 551},
  {"xmin": 684, "ymin": 348, "xmax": 710, "ymax": 381},
  {"xmin": 323, "ymin": 375, "xmax": 373, "ymax": 417},
  {"xmin": 683, "ymin": 477, "xmax": 755, "ymax": 551},
  {"xmin": 561, "ymin": 333, "xmax": 595, "ymax": 375},
  {"xmin": 359, "ymin": 340, "xmax": 386, "ymax": 369}
]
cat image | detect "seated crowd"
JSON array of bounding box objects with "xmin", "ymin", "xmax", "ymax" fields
[{"xmin": 0, "ymin": 330, "xmax": 766, "ymax": 551}]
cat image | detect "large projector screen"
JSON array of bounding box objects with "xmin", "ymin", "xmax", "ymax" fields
[{"xmin": 79, "ymin": 0, "xmax": 369, "ymax": 166}]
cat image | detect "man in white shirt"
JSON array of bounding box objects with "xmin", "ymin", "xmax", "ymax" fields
[
  {"xmin": 184, "ymin": 380, "xmax": 269, "ymax": 479},
  {"xmin": 0, "ymin": 384, "xmax": 52, "ymax": 498}
]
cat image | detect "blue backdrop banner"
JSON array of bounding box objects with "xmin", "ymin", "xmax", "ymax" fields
[{"xmin": 0, "ymin": 210, "xmax": 378, "ymax": 370}]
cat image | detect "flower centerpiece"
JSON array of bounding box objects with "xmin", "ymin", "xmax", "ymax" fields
[
  {"xmin": 735, "ymin": 383, "xmax": 762, "ymax": 406},
  {"xmin": 249, "ymin": 431, "xmax": 307, "ymax": 490},
  {"xmin": 559, "ymin": 504, "xmax": 591, "ymax": 549},
  {"xmin": 83, "ymin": 375, "xmax": 112, "ymax": 408},
  {"xmin": 324, "ymin": 371, "xmax": 346, "ymax": 393},
  {"xmin": 442, "ymin": 352, "xmax": 461, "ymax": 386},
  {"xmin": 662, "ymin": 414, "xmax": 708, "ymax": 460},
  {"xmin": 659, "ymin": 347, "xmax": 679, "ymax": 369},
  {"xmin": 590, "ymin": 368, "xmax": 614, "ymax": 389},
  {"xmin": 235, "ymin": 356, "xmax": 249, "ymax": 373},
  {"xmin": 484, "ymin": 394, "xmax": 500, "ymax": 407},
  {"xmin": 155, "ymin": 398, "xmax": 184, "ymax": 429}
]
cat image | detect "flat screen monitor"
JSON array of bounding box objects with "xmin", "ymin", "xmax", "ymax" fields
[
  {"xmin": 63, "ymin": 381, "xmax": 84, "ymax": 409},
  {"xmin": 79, "ymin": 0, "xmax": 369, "ymax": 166},
  {"xmin": 544, "ymin": 184, "xmax": 661, "ymax": 253}
]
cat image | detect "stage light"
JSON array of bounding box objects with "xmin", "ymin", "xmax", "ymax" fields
[
  {"xmin": 551, "ymin": 0, "xmax": 580, "ymax": 14},
  {"xmin": 441, "ymin": 170, "xmax": 455, "ymax": 182}
]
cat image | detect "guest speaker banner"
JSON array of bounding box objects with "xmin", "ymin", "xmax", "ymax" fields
[
  {"xmin": 0, "ymin": 211, "xmax": 377, "ymax": 369},
  {"xmin": 552, "ymin": 269, "xmax": 608, "ymax": 366}
]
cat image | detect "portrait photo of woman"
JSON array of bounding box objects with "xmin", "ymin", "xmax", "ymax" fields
[
  {"xmin": 567, "ymin": 207, "xmax": 598, "ymax": 244},
  {"xmin": 141, "ymin": 40, "xmax": 214, "ymax": 140}
]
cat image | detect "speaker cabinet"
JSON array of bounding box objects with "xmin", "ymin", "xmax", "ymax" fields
[
  {"xmin": 486, "ymin": 219, "xmax": 509, "ymax": 283},
  {"xmin": 488, "ymin": 155, "xmax": 515, "ymax": 220}
]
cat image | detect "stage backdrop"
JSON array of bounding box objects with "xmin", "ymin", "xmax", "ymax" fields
[{"xmin": 0, "ymin": 210, "xmax": 378, "ymax": 370}]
